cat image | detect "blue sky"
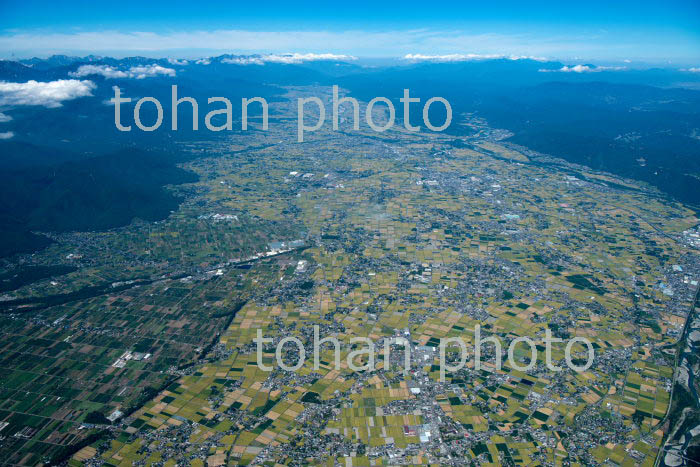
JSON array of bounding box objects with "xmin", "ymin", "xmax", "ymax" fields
[{"xmin": 1, "ymin": 0, "xmax": 699, "ymax": 63}]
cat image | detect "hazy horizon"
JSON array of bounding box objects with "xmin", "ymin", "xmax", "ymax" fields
[{"xmin": 1, "ymin": 0, "xmax": 699, "ymax": 64}]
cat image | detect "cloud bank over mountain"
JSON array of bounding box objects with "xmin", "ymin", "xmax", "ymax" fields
[
  {"xmin": 221, "ymin": 53, "xmax": 357, "ymax": 65},
  {"xmin": 0, "ymin": 79, "xmax": 95, "ymax": 108},
  {"xmin": 70, "ymin": 64, "xmax": 176, "ymax": 79},
  {"xmin": 403, "ymin": 53, "xmax": 548, "ymax": 62},
  {"xmin": 538, "ymin": 64, "xmax": 627, "ymax": 73}
]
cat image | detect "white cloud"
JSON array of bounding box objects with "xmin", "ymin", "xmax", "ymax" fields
[
  {"xmin": 70, "ymin": 65, "xmax": 128, "ymax": 78},
  {"xmin": 265, "ymin": 53, "xmax": 356, "ymax": 63},
  {"xmin": 167, "ymin": 58, "xmax": 188, "ymax": 65},
  {"xmin": 556, "ymin": 64, "xmax": 593, "ymax": 73},
  {"xmin": 404, "ymin": 53, "xmax": 501, "ymax": 62},
  {"xmin": 0, "ymin": 112, "xmax": 12, "ymax": 122},
  {"xmin": 195, "ymin": 58, "xmax": 211, "ymax": 65},
  {"xmin": 681, "ymin": 67, "xmax": 700, "ymax": 73},
  {"xmin": 221, "ymin": 53, "xmax": 356, "ymax": 65},
  {"xmin": 539, "ymin": 64, "xmax": 626, "ymax": 73},
  {"xmin": 403, "ymin": 53, "xmax": 547, "ymax": 62},
  {"xmin": 128, "ymin": 65, "xmax": 176, "ymax": 79},
  {"xmin": 70, "ymin": 64, "xmax": 176, "ymax": 79},
  {"xmin": 0, "ymin": 79, "xmax": 95, "ymax": 108},
  {"xmin": 509, "ymin": 55, "xmax": 549, "ymax": 62},
  {"xmin": 222, "ymin": 56, "xmax": 264, "ymax": 65},
  {"xmin": 0, "ymin": 131, "xmax": 14, "ymax": 140}
]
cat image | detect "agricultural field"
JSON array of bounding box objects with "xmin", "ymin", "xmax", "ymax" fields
[{"xmin": 2, "ymin": 90, "xmax": 698, "ymax": 465}]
